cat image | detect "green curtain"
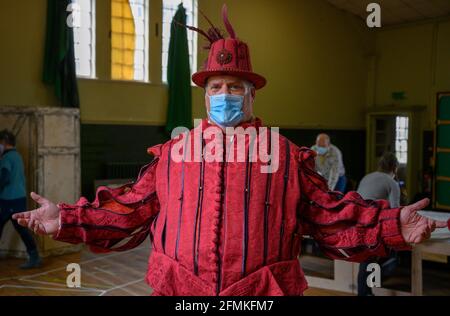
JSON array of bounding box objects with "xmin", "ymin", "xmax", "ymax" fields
[
  {"xmin": 43, "ymin": 0, "xmax": 80, "ymax": 108},
  {"xmin": 166, "ymin": 3, "xmax": 192, "ymax": 133},
  {"xmin": 436, "ymin": 96, "xmax": 450, "ymax": 208}
]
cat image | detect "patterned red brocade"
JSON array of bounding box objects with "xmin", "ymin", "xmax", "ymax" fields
[{"xmin": 53, "ymin": 118, "xmax": 409, "ymax": 296}]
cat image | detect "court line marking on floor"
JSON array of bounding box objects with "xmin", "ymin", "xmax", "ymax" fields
[
  {"xmin": 83, "ymin": 263, "xmax": 148, "ymax": 295},
  {"xmin": 83, "ymin": 269, "xmax": 116, "ymax": 285},
  {"xmin": 83, "ymin": 260, "xmax": 148, "ymax": 295},
  {"xmin": 0, "ymin": 246, "xmax": 151, "ymax": 295},
  {"xmin": 99, "ymin": 278, "xmax": 146, "ymax": 296},
  {"xmin": 0, "ymin": 273, "xmax": 140, "ymax": 296},
  {"xmin": 0, "ymin": 284, "xmax": 104, "ymax": 293},
  {"xmin": 19, "ymin": 278, "xmax": 106, "ymax": 291},
  {"xmin": 81, "ymin": 269, "xmax": 139, "ymax": 294},
  {"xmin": 93, "ymin": 266, "xmax": 119, "ymax": 277},
  {"xmin": 0, "ymin": 246, "xmax": 147, "ymax": 283},
  {"xmin": 102, "ymin": 255, "xmax": 148, "ymax": 276}
]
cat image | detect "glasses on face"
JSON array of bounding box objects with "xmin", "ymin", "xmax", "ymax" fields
[{"xmin": 207, "ymin": 82, "xmax": 246, "ymax": 95}]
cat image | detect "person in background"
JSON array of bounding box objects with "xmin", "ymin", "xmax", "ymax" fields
[
  {"xmin": 0, "ymin": 130, "xmax": 42, "ymax": 269},
  {"xmin": 311, "ymin": 133, "xmax": 346, "ymax": 192},
  {"xmin": 356, "ymin": 152, "xmax": 401, "ymax": 296},
  {"xmin": 358, "ymin": 152, "xmax": 400, "ymax": 210}
]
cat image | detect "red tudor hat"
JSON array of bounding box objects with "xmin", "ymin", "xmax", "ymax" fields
[
  {"xmin": 192, "ymin": 38, "xmax": 266, "ymax": 90},
  {"xmin": 183, "ymin": 4, "xmax": 266, "ymax": 90}
]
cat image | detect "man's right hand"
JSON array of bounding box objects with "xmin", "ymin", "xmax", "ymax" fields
[{"xmin": 12, "ymin": 192, "xmax": 60, "ymax": 235}]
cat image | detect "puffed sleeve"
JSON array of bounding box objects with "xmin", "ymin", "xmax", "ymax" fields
[
  {"xmin": 297, "ymin": 147, "xmax": 410, "ymax": 262},
  {"xmin": 52, "ymin": 145, "xmax": 162, "ymax": 253}
]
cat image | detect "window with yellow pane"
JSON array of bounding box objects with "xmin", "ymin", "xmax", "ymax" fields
[{"xmin": 111, "ymin": 0, "xmax": 149, "ymax": 81}]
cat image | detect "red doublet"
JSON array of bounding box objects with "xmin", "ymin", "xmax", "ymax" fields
[{"xmin": 54, "ymin": 118, "xmax": 409, "ymax": 296}]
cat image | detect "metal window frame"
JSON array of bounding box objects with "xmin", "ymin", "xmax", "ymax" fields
[{"xmin": 74, "ymin": 0, "xmax": 97, "ymax": 79}]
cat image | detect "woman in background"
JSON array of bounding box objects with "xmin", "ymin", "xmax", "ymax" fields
[{"xmin": 356, "ymin": 152, "xmax": 401, "ymax": 296}]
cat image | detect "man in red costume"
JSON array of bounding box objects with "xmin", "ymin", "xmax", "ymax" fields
[{"xmin": 13, "ymin": 5, "xmax": 447, "ymax": 296}]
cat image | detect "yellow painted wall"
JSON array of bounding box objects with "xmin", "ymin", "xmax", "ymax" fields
[
  {"xmin": 0, "ymin": 1, "xmax": 57, "ymax": 108},
  {"xmin": 369, "ymin": 18, "xmax": 450, "ymax": 202},
  {"xmin": 0, "ymin": 0, "xmax": 373, "ymax": 129},
  {"xmin": 373, "ymin": 19, "xmax": 450, "ymax": 129}
]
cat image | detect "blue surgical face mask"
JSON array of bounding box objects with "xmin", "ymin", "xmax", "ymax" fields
[
  {"xmin": 208, "ymin": 93, "xmax": 244, "ymax": 128},
  {"xmin": 316, "ymin": 146, "xmax": 329, "ymax": 155}
]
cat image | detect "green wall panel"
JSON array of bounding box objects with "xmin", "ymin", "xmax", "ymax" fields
[
  {"xmin": 436, "ymin": 180, "xmax": 450, "ymax": 207},
  {"xmin": 437, "ymin": 125, "xmax": 450, "ymax": 148},
  {"xmin": 436, "ymin": 152, "xmax": 450, "ymax": 177},
  {"xmin": 436, "ymin": 96, "xmax": 450, "ymax": 209},
  {"xmin": 438, "ymin": 96, "xmax": 450, "ymax": 121}
]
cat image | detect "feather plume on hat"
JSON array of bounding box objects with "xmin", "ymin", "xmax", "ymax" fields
[
  {"xmin": 187, "ymin": 3, "xmax": 267, "ymax": 90},
  {"xmin": 175, "ymin": 4, "xmax": 236, "ymax": 49}
]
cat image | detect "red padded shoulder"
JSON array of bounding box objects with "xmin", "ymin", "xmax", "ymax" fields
[
  {"xmin": 298, "ymin": 147, "xmax": 317, "ymax": 170},
  {"xmin": 147, "ymin": 144, "xmax": 163, "ymax": 157}
]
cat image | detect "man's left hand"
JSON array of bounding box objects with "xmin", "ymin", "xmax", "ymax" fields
[{"xmin": 400, "ymin": 198, "xmax": 447, "ymax": 244}]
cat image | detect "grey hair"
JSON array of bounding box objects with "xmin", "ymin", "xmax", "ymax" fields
[
  {"xmin": 316, "ymin": 133, "xmax": 330, "ymax": 145},
  {"xmin": 243, "ymin": 81, "xmax": 254, "ymax": 95}
]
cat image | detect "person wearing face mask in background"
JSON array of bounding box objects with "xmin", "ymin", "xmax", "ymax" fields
[
  {"xmin": 356, "ymin": 152, "xmax": 401, "ymax": 296},
  {"xmin": 311, "ymin": 133, "xmax": 347, "ymax": 192},
  {"xmin": 0, "ymin": 129, "xmax": 42, "ymax": 269}
]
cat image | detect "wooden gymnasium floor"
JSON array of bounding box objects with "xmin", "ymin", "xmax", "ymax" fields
[{"xmin": 0, "ymin": 241, "xmax": 348, "ymax": 296}]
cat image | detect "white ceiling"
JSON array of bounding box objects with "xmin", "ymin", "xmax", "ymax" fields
[{"xmin": 326, "ymin": 0, "xmax": 450, "ymax": 26}]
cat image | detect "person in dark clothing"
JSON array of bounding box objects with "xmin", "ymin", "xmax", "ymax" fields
[
  {"xmin": 356, "ymin": 152, "xmax": 401, "ymax": 295},
  {"xmin": 0, "ymin": 129, "xmax": 41, "ymax": 269}
]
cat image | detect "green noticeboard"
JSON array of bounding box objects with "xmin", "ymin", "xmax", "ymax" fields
[
  {"xmin": 437, "ymin": 180, "xmax": 450, "ymax": 207},
  {"xmin": 436, "ymin": 152, "xmax": 450, "ymax": 178},
  {"xmin": 437, "ymin": 125, "xmax": 450, "ymax": 148},
  {"xmin": 438, "ymin": 95, "xmax": 450, "ymax": 120},
  {"xmin": 435, "ymin": 95, "xmax": 450, "ymax": 210}
]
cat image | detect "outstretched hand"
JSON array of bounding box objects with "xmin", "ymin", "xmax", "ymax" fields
[
  {"xmin": 400, "ymin": 198, "xmax": 447, "ymax": 244},
  {"xmin": 12, "ymin": 192, "xmax": 60, "ymax": 235}
]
